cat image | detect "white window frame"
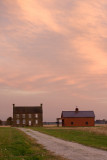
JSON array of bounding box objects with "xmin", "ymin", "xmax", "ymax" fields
[
  {"xmin": 29, "ymin": 120, "xmax": 31, "ymax": 126},
  {"xmin": 35, "ymin": 120, "xmax": 38, "ymax": 125},
  {"xmin": 16, "ymin": 114, "xmax": 19, "ymax": 118},
  {"xmin": 35, "ymin": 114, "xmax": 38, "ymax": 118},
  {"xmin": 22, "ymin": 114, "xmax": 25, "ymax": 118},
  {"xmin": 29, "ymin": 114, "xmax": 32, "ymax": 118},
  {"xmin": 22, "ymin": 119, "xmax": 26, "ymax": 124},
  {"xmin": 16, "ymin": 119, "xmax": 20, "ymax": 124}
]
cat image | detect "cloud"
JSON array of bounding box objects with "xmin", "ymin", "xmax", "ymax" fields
[
  {"xmin": 16, "ymin": 0, "xmax": 62, "ymax": 33},
  {"xmin": 0, "ymin": 0, "xmax": 107, "ymax": 121}
]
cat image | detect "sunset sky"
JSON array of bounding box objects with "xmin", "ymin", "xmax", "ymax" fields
[{"xmin": 0, "ymin": 0, "xmax": 107, "ymax": 121}]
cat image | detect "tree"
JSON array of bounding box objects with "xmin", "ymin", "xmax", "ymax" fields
[
  {"xmin": 0, "ymin": 119, "xmax": 2, "ymax": 125},
  {"xmin": 6, "ymin": 117, "xmax": 13, "ymax": 125}
]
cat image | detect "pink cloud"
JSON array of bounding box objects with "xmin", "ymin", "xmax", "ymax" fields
[{"xmin": 0, "ymin": 0, "xmax": 107, "ymax": 120}]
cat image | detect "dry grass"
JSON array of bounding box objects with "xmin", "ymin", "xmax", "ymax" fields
[
  {"xmin": 33, "ymin": 125, "xmax": 107, "ymax": 150},
  {"xmin": 43, "ymin": 124, "xmax": 107, "ymax": 135},
  {"xmin": 71, "ymin": 124, "xmax": 107, "ymax": 136}
]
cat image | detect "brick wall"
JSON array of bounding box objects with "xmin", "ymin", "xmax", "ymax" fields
[
  {"xmin": 13, "ymin": 113, "xmax": 43, "ymax": 127},
  {"xmin": 13, "ymin": 105, "xmax": 43, "ymax": 127}
]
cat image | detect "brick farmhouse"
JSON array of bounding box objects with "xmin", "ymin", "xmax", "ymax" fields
[
  {"xmin": 13, "ymin": 104, "xmax": 43, "ymax": 127},
  {"xmin": 57, "ymin": 107, "xmax": 95, "ymax": 127}
]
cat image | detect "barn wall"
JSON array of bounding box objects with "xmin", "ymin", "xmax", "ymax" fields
[{"xmin": 63, "ymin": 117, "xmax": 95, "ymax": 127}]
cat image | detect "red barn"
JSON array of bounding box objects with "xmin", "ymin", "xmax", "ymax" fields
[{"xmin": 57, "ymin": 108, "xmax": 95, "ymax": 127}]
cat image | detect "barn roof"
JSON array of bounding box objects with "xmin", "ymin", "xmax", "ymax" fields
[{"xmin": 61, "ymin": 111, "xmax": 95, "ymax": 118}]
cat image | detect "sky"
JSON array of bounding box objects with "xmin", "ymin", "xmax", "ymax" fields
[{"xmin": 0, "ymin": 0, "xmax": 107, "ymax": 121}]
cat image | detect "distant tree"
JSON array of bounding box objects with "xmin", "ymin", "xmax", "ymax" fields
[
  {"xmin": 0, "ymin": 119, "xmax": 2, "ymax": 125},
  {"xmin": 6, "ymin": 117, "xmax": 13, "ymax": 125}
]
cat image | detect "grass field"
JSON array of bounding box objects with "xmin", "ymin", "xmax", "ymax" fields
[
  {"xmin": 32, "ymin": 125, "xmax": 107, "ymax": 150},
  {"xmin": 0, "ymin": 127, "xmax": 67, "ymax": 160}
]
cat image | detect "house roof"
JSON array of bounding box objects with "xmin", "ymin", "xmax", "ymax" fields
[
  {"xmin": 61, "ymin": 111, "xmax": 95, "ymax": 118},
  {"xmin": 13, "ymin": 106, "xmax": 42, "ymax": 114}
]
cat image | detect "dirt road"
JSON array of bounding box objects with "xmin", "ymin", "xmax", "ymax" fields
[{"xmin": 19, "ymin": 128, "xmax": 107, "ymax": 160}]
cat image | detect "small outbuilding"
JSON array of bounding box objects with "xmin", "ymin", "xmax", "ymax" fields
[{"xmin": 57, "ymin": 107, "xmax": 95, "ymax": 127}]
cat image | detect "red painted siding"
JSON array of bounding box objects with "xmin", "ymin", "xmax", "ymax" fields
[{"xmin": 62, "ymin": 117, "xmax": 95, "ymax": 127}]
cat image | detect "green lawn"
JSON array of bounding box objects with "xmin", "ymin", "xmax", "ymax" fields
[
  {"xmin": 31, "ymin": 127, "xmax": 107, "ymax": 150},
  {"xmin": 0, "ymin": 127, "xmax": 66, "ymax": 160}
]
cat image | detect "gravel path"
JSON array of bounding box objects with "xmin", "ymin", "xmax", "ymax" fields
[{"xmin": 19, "ymin": 128, "xmax": 107, "ymax": 160}]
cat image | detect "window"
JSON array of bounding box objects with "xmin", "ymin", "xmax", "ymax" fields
[
  {"xmin": 29, "ymin": 120, "xmax": 31, "ymax": 126},
  {"xmin": 23, "ymin": 119, "xmax": 26, "ymax": 124},
  {"xmin": 35, "ymin": 120, "xmax": 38, "ymax": 124},
  {"xmin": 35, "ymin": 114, "xmax": 38, "ymax": 118},
  {"xmin": 71, "ymin": 122, "xmax": 74, "ymax": 125},
  {"xmin": 29, "ymin": 114, "xmax": 32, "ymax": 118},
  {"xmin": 86, "ymin": 122, "xmax": 88, "ymax": 125},
  {"xmin": 22, "ymin": 114, "xmax": 25, "ymax": 118},
  {"xmin": 16, "ymin": 114, "xmax": 19, "ymax": 118},
  {"xmin": 16, "ymin": 119, "xmax": 20, "ymax": 124}
]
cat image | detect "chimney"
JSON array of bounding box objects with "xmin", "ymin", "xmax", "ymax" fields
[
  {"xmin": 75, "ymin": 107, "xmax": 79, "ymax": 112},
  {"xmin": 40, "ymin": 103, "xmax": 43, "ymax": 107},
  {"xmin": 13, "ymin": 104, "xmax": 15, "ymax": 108}
]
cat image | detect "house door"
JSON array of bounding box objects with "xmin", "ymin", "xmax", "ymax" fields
[{"xmin": 29, "ymin": 120, "xmax": 31, "ymax": 126}]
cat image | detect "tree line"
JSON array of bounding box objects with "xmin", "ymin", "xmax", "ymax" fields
[{"xmin": 0, "ymin": 117, "xmax": 13, "ymax": 126}]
